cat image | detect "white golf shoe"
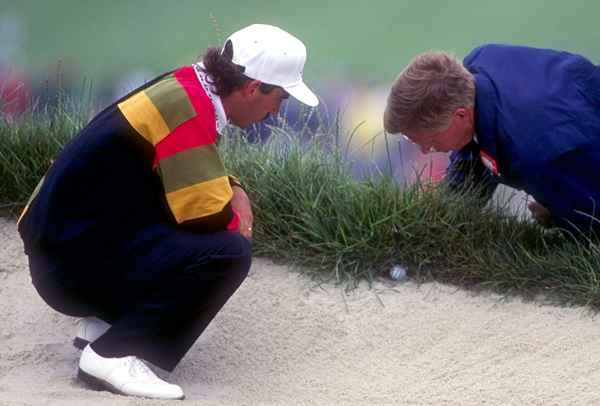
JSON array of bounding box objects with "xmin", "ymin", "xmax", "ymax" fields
[
  {"xmin": 73, "ymin": 317, "xmax": 111, "ymax": 349},
  {"xmin": 78, "ymin": 344, "xmax": 184, "ymax": 400}
]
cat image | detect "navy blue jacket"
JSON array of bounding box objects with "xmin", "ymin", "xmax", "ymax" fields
[{"xmin": 448, "ymin": 44, "xmax": 600, "ymax": 235}]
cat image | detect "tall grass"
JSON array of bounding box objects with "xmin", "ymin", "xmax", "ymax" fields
[
  {"xmin": 0, "ymin": 91, "xmax": 91, "ymax": 213},
  {"xmin": 222, "ymin": 122, "xmax": 600, "ymax": 307},
  {"xmin": 3, "ymin": 102, "xmax": 600, "ymax": 308}
]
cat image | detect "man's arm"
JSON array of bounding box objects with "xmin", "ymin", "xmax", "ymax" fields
[
  {"xmin": 529, "ymin": 147, "xmax": 600, "ymax": 237},
  {"xmin": 230, "ymin": 185, "xmax": 254, "ymax": 239}
]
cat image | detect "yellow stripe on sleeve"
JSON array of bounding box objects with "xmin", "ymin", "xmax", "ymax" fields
[
  {"xmin": 165, "ymin": 176, "xmax": 233, "ymax": 223},
  {"xmin": 118, "ymin": 91, "xmax": 171, "ymax": 145}
]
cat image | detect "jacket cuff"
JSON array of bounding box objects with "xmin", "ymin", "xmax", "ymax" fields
[{"xmin": 228, "ymin": 176, "xmax": 244, "ymax": 190}]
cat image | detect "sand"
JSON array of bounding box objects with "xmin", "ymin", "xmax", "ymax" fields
[{"xmin": 2, "ymin": 216, "xmax": 600, "ymax": 406}]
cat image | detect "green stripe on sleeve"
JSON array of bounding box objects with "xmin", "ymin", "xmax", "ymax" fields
[
  {"xmin": 146, "ymin": 76, "xmax": 196, "ymax": 131},
  {"xmin": 158, "ymin": 144, "xmax": 228, "ymax": 193}
]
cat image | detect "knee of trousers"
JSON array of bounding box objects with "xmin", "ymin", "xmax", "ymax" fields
[{"xmin": 193, "ymin": 232, "xmax": 252, "ymax": 278}]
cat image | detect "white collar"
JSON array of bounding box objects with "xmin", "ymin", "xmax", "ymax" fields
[{"xmin": 192, "ymin": 62, "xmax": 228, "ymax": 134}]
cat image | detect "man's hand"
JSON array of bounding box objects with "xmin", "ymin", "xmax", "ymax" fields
[
  {"xmin": 231, "ymin": 186, "xmax": 254, "ymax": 239},
  {"xmin": 527, "ymin": 200, "xmax": 553, "ymax": 227}
]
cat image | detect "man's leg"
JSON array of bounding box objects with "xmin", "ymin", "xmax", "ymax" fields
[
  {"xmin": 29, "ymin": 254, "xmax": 98, "ymax": 318},
  {"xmin": 89, "ymin": 230, "xmax": 252, "ymax": 371}
]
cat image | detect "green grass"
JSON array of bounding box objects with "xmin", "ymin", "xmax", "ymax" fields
[
  {"xmin": 220, "ymin": 120, "xmax": 600, "ymax": 308},
  {"xmin": 3, "ymin": 105, "xmax": 600, "ymax": 309},
  {"xmin": 0, "ymin": 93, "xmax": 92, "ymax": 213}
]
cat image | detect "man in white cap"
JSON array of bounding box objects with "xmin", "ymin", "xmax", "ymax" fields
[{"xmin": 18, "ymin": 24, "xmax": 318, "ymax": 400}]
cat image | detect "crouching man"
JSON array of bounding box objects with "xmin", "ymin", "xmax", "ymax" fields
[
  {"xmin": 18, "ymin": 24, "xmax": 318, "ymax": 400},
  {"xmin": 384, "ymin": 44, "xmax": 600, "ymax": 236}
]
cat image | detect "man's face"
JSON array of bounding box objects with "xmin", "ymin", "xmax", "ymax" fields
[
  {"xmin": 233, "ymin": 82, "xmax": 289, "ymax": 128},
  {"xmin": 402, "ymin": 108, "xmax": 474, "ymax": 154}
]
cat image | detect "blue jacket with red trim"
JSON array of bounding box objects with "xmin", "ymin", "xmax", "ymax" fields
[{"xmin": 447, "ymin": 44, "xmax": 600, "ymax": 235}]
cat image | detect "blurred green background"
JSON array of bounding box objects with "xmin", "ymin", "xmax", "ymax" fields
[
  {"xmin": 1, "ymin": 0, "xmax": 599, "ymax": 176},
  {"xmin": 2, "ymin": 0, "xmax": 599, "ymax": 86}
]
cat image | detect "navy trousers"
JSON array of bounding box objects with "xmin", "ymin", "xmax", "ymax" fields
[{"xmin": 29, "ymin": 228, "xmax": 252, "ymax": 371}]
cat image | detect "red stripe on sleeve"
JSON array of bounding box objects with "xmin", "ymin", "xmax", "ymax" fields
[
  {"xmin": 174, "ymin": 66, "xmax": 216, "ymax": 136},
  {"xmin": 153, "ymin": 119, "xmax": 211, "ymax": 164},
  {"xmin": 153, "ymin": 66, "xmax": 218, "ymax": 164}
]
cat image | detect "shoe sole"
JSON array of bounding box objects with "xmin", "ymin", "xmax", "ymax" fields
[
  {"xmin": 77, "ymin": 368, "xmax": 185, "ymax": 400},
  {"xmin": 73, "ymin": 337, "xmax": 89, "ymax": 350}
]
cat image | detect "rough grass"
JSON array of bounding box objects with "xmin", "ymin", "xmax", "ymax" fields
[
  {"xmin": 0, "ymin": 94, "xmax": 91, "ymax": 213},
  {"xmin": 222, "ymin": 124, "xmax": 600, "ymax": 308},
  {"xmin": 3, "ymin": 106, "xmax": 600, "ymax": 308}
]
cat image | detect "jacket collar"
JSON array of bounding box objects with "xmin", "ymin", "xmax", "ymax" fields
[
  {"xmin": 473, "ymin": 73, "xmax": 499, "ymax": 157},
  {"xmin": 473, "ymin": 72, "xmax": 504, "ymax": 176},
  {"xmin": 192, "ymin": 63, "xmax": 228, "ymax": 134}
]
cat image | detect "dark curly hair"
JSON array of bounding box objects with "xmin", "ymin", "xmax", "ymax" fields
[{"xmin": 201, "ymin": 40, "xmax": 279, "ymax": 97}]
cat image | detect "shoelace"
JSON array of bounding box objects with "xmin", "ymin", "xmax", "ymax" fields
[{"xmin": 127, "ymin": 357, "xmax": 157, "ymax": 379}]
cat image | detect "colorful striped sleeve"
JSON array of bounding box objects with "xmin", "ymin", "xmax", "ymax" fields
[{"xmin": 118, "ymin": 66, "xmax": 236, "ymax": 230}]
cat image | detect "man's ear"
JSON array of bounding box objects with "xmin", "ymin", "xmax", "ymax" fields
[
  {"xmin": 454, "ymin": 107, "xmax": 475, "ymax": 127},
  {"xmin": 243, "ymin": 80, "xmax": 261, "ymax": 97},
  {"xmin": 455, "ymin": 107, "xmax": 467, "ymax": 119}
]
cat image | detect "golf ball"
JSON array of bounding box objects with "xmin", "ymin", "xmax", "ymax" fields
[{"xmin": 389, "ymin": 265, "xmax": 408, "ymax": 281}]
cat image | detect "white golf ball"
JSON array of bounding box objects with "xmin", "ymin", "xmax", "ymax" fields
[{"xmin": 389, "ymin": 265, "xmax": 408, "ymax": 281}]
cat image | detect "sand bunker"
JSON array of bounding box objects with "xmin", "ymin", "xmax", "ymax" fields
[{"xmin": 1, "ymin": 218, "xmax": 599, "ymax": 405}]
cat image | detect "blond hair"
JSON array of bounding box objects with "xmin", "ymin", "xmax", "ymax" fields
[{"xmin": 383, "ymin": 51, "xmax": 475, "ymax": 134}]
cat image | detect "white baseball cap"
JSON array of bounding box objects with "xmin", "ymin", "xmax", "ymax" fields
[{"xmin": 224, "ymin": 24, "xmax": 319, "ymax": 107}]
